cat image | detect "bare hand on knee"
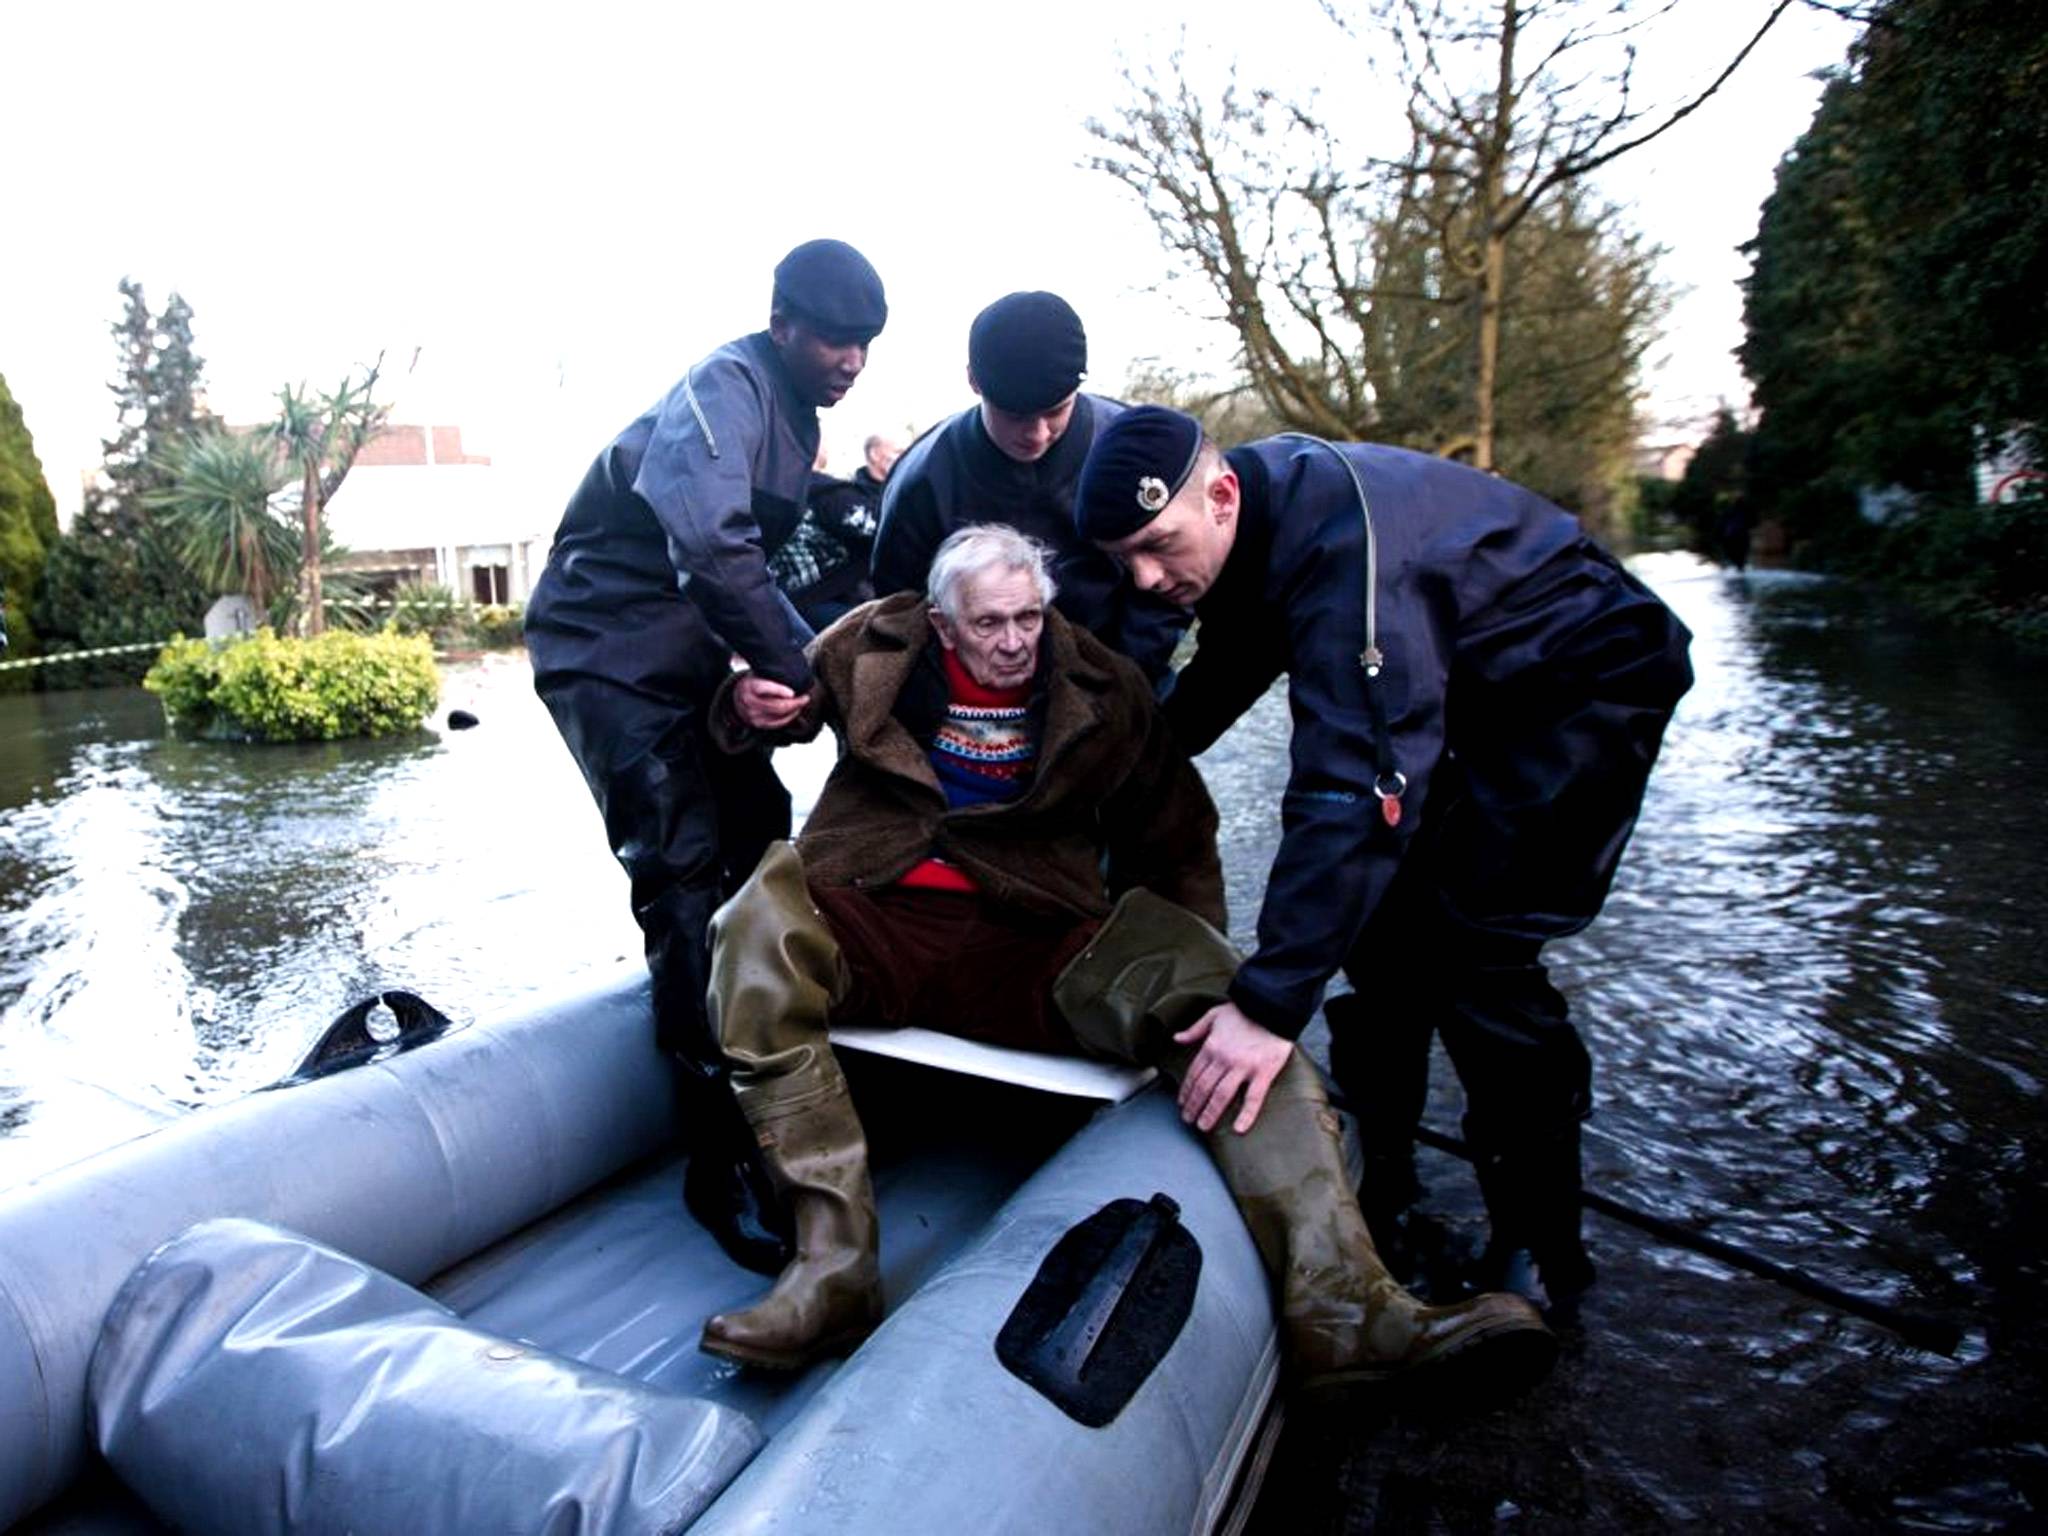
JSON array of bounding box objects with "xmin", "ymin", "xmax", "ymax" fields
[{"xmin": 1174, "ymin": 1004, "xmax": 1292, "ymax": 1134}]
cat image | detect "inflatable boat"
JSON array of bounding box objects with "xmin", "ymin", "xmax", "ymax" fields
[{"xmin": 0, "ymin": 967, "xmax": 1286, "ymax": 1534}]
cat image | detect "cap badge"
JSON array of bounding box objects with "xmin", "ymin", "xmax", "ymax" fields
[{"xmin": 1136, "ymin": 476, "xmax": 1170, "ymax": 513}]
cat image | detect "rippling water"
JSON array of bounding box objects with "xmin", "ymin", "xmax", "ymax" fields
[
  {"xmin": 1238, "ymin": 558, "xmax": 2048, "ymax": 1533},
  {"xmin": 0, "ymin": 656, "xmax": 837, "ymax": 1186},
  {"xmin": 3, "ymin": 557, "xmax": 2045, "ymax": 1528}
]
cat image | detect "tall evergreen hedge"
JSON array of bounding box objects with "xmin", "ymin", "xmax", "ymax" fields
[{"xmin": 0, "ymin": 371, "xmax": 61, "ymax": 682}]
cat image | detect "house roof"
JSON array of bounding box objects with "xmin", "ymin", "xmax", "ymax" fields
[{"xmin": 353, "ymin": 424, "xmax": 492, "ymax": 468}]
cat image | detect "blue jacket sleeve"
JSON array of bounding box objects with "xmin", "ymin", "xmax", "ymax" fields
[{"xmin": 633, "ymin": 355, "xmax": 813, "ymax": 691}]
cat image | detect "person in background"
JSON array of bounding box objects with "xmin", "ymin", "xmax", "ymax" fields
[
  {"xmin": 524, "ymin": 239, "xmax": 886, "ymax": 1276},
  {"xmin": 853, "ymin": 433, "xmax": 900, "ymax": 505},
  {"xmin": 773, "ymin": 443, "xmax": 880, "ymax": 629}
]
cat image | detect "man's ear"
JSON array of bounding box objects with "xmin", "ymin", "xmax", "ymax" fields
[
  {"xmin": 966, "ymin": 364, "xmax": 982, "ymax": 400},
  {"xmin": 769, "ymin": 310, "xmax": 793, "ymax": 347},
  {"xmin": 928, "ymin": 608, "xmax": 958, "ymax": 652},
  {"xmin": 1209, "ymin": 461, "xmax": 1240, "ymax": 531}
]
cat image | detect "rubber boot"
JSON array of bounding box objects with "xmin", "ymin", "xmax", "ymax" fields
[
  {"xmin": 1054, "ymin": 889, "xmax": 1554, "ymax": 1393},
  {"xmin": 1470, "ymin": 1117, "xmax": 1597, "ymax": 1320},
  {"xmin": 699, "ymin": 1089, "xmax": 883, "ymax": 1370},
  {"xmin": 697, "ymin": 844, "xmax": 883, "ymax": 1370}
]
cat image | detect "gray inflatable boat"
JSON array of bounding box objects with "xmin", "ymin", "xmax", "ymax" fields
[{"xmin": 0, "ymin": 968, "xmax": 1285, "ymax": 1534}]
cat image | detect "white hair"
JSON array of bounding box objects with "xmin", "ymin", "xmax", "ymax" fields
[{"xmin": 926, "ymin": 524, "xmax": 1058, "ymax": 620}]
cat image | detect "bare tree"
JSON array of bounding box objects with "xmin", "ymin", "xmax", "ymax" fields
[
  {"xmin": 1370, "ymin": 0, "xmax": 1792, "ymax": 467},
  {"xmin": 1090, "ymin": 60, "xmax": 1387, "ymax": 441},
  {"xmin": 1090, "ymin": 0, "xmax": 1793, "ymax": 470}
]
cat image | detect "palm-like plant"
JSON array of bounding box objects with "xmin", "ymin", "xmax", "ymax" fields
[
  {"xmin": 145, "ymin": 428, "xmax": 297, "ymax": 615},
  {"xmin": 266, "ymin": 359, "xmax": 388, "ymax": 635}
]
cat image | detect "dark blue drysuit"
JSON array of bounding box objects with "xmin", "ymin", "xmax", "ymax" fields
[
  {"xmin": 526, "ymin": 330, "xmax": 821, "ymax": 1273},
  {"xmin": 1164, "ymin": 438, "xmax": 1693, "ymax": 1266}
]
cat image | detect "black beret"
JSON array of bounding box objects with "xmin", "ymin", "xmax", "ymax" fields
[
  {"xmin": 968, "ymin": 291, "xmax": 1087, "ymax": 413},
  {"xmin": 773, "ymin": 239, "xmax": 887, "ymax": 340},
  {"xmin": 1074, "ymin": 404, "xmax": 1205, "ymax": 542}
]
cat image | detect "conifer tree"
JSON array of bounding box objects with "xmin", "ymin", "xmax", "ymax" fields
[
  {"xmin": 34, "ymin": 280, "xmax": 213, "ymax": 683},
  {"xmin": 0, "ymin": 371, "xmax": 61, "ymax": 675},
  {"xmin": 80, "ymin": 281, "xmax": 212, "ymax": 538},
  {"xmin": 1741, "ymin": 0, "xmax": 2045, "ymax": 554}
]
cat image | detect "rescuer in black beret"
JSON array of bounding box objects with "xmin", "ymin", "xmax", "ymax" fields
[
  {"xmin": 772, "ymin": 238, "xmax": 889, "ymax": 342},
  {"xmin": 1078, "ymin": 402, "xmax": 1696, "ymax": 1321},
  {"xmin": 1073, "ymin": 403, "xmax": 1205, "ymax": 544},
  {"xmin": 525, "ymin": 238, "xmax": 886, "ymax": 1280},
  {"xmin": 967, "ymin": 290, "xmax": 1087, "ymax": 413}
]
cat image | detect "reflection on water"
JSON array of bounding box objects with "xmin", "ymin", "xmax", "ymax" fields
[
  {"xmin": 3, "ymin": 557, "xmax": 2045, "ymax": 1526},
  {"xmin": 1574, "ymin": 556, "xmax": 2047, "ymax": 1302},
  {"xmin": 1517, "ymin": 557, "xmax": 2048, "ymax": 1528},
  {"xmin": 0, "ymin": 656, "xmax": 832, "ymax": 1186}
]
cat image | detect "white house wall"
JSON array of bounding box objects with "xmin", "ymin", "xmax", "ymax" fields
[{"xmin": 326, "ymin": 463, "xmax": 555, "ymax": 602}]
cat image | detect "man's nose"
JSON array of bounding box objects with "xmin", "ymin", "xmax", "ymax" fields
[{"xmin": 1131, "ymin": 556, "xmax": 1166, "ymax": 592}]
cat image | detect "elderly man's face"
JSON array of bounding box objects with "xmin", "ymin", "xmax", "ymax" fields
[{"xmin": 930, "ymin": 565, "xmax": 1043, "ymax": 690}]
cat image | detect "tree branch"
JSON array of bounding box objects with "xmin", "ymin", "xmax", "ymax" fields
[{"xmin": 1527, "ymin": 0, "xmax": 1796, "ymax": 202}]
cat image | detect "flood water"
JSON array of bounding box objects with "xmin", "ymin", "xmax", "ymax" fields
[
  {"xmin": 2, "ymin": 553, "xmax": 2044, "ymax": 1529},
  {"xmin": 0, "ymin": 652, "xmax": 652, "ymax": 1184}
]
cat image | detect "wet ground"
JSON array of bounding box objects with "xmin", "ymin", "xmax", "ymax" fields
[{"xmin": 3, "ymin": 554, "xmax": 2045, "ymax": 1529}]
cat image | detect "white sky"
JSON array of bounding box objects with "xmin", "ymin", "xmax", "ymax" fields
[{"xmin": 2, "ymin": 0, "xmax": 1857, "ymax": 526}]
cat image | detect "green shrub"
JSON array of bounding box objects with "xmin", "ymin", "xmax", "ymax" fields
[
  {"xmin": 388, "ymin": 580, "xmax": 460, "ymax": 641},
  {"xmin": 144, "ymin": 627, "xmax": 439, "ymax": 741},
  {"xmin": 144, "ymin": 635, "xmax": 225, "ymax": 725},
  {"xmin": 1829, "ymin": 481, "xmax": 2048, "ymax": 643},
  {"xmin": 462, "ymin": 602, "xmax": 525, "ymax": 649}
]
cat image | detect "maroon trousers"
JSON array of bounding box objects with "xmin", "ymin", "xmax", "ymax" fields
[{"xmin": 809, "ymin": 884, "xmax": 1099, "ymax": 1055}]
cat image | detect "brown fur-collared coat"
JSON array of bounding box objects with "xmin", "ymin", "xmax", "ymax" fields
[{"xmin": 716, "ymin": 592, "xmax": 1224, "ymax": 929}]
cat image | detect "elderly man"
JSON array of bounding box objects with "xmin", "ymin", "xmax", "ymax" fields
[
  {"xmin": 526, "ymin": 239, "xmax": 886, "ymax": 1276},
  {"xmin": 870, "ymin": 292, "xmax": 1184, "ymax": 683},
  {"xmin": 694, "ymin": 525, "xmax": 1551, "ymax": 1389},
  {"xmin": 1076, "ymin": 407, "xmax": 1694, "ymax": 1314}
]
